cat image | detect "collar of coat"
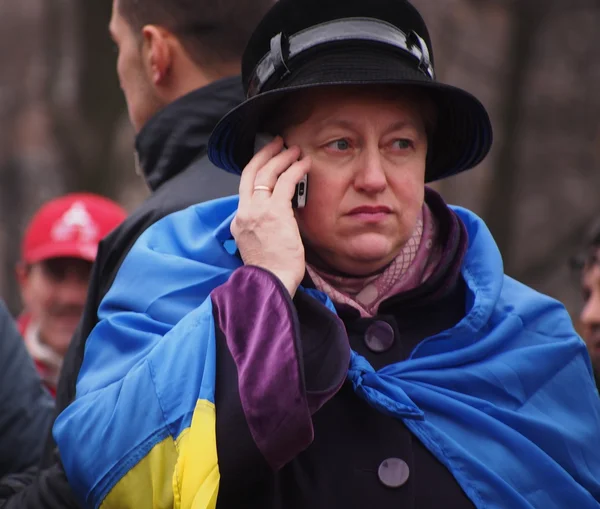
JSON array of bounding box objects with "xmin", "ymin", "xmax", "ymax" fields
[{"xmin": 134, "ymin": 76, "xmax": 244, "ymax": 192}]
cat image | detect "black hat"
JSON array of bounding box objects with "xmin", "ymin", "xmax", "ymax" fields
[{"xmin": 208, "ymin": 0, "xmax": 493, "ymax": 182}]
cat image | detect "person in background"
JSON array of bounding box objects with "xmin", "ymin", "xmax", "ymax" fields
[
  {"xmin": 572, "ymin": 222, "xmax": 600, "ymax": 390},
  {"xmin": 0, "ymin": 300, "xmax": 53, "ymax": 491},
  {"xmin": 0, "ymin": 0, "xmax": 275, "ymax": 506},
  {"xmin": 16, "ymin": 193, "xmax": 127, "ymax": 396}
]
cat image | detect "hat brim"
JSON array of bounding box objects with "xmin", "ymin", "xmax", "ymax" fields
[
  {"xmin": 24, "ymin": 243, "xmax": 98, "ymax": 265},
  {"xmin": 208, "ymin": 49, "xmax": 492, "ymax": 182}
]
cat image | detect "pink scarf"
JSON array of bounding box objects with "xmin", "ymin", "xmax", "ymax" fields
[{"xmin": 306, "ymin": 204, "xmax": 442, "ymax": 317}]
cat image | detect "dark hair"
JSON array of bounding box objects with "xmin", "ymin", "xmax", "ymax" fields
[
  {"xmin": 117, "ymin": 0, "xmax": 276, "ymax": 67},
  {"xmin": 571, "ymin": 220, "xmax": 600, "ymax": 273}
]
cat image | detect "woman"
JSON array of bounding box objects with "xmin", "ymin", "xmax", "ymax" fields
[{"xmin": 54, "ymin": 0, "xmax": 600, "ymax": 508}]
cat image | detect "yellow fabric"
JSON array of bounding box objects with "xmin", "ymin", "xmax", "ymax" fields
[
  {"xmin": 99, "ymin": 399, "xmax": 219, "ymax": 509},
  {"xmin": 175, "ymin": 400, "xmax": 220, "ymax": 509},
  {"xmin": 100, "ymin": 435, "xmax": 177, "ymax": 509}
]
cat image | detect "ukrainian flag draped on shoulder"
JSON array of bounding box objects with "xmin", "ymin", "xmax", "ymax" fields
[
  {"xmin": 53, "ymin": 196, "xmax": 600, "ymax": 509},
  {"xmin": 54, "ymin": 196, "xmax": 242, "ymax": 509}
]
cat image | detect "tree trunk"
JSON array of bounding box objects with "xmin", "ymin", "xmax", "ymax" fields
[
  {"xmin": 43, "ymin": 0, "xmax": 125, "ymax": 199},
  {"xmin": 0, "ymin": 0, "xmax": 37, "ymax": 314},
  {"xmin": 482, "ymin": 0, "xmax": 544, "ymax": 273},
  {"xmin": 76, "ymin": 0, "xmax": 126, "ymax": 197}
]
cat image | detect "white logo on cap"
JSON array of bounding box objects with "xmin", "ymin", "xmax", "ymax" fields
[{"xmin": 51, "ymin": 202, "xmax": 99, "ymax": 244}]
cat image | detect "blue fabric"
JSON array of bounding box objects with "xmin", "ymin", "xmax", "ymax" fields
[
  {"xmin": 54, "ymin": 197, "xmax": 241, "ymax": 508},
  {"xmin": 54, "ymin": 197, "xmax": 600, "ymax": 509},
  {"xmin": 348, "ymin": 207, "xmax": 600, "ymax": 508}
]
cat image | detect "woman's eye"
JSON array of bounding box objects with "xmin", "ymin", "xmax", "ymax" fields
[
  {"xmin": 327, "ymin": 139, "xmax": 350, "ymax": 151},
  {"xmin": 393, "ymin": 139, "xmax": 413, "ymax": 150}
]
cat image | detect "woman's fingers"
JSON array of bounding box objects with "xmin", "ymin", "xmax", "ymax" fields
[
  {"xmin": 271, "ymin": 156, "xmax": 311, "ymax": 202},
  {"xmin": 252, "ymin": 145, "xmax": 302, "ymax": 190},
  {"xmin": 238, "ymin": 136, "xmax": 285, "ymax": 199},
  {"xmin": 233, "ymin": 142, "xmax": 309, "ymax": 298}
]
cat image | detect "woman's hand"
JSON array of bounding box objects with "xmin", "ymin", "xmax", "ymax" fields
[{"xmin": 232, "ymin": 136, "xmax": 311, "ymax": 297}]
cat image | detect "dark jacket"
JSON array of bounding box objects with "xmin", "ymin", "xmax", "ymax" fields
[
  {"xmin": 0, "ymin": 76, "xmax": 244, "ymax": 509},
  {"xmin": 0, "ymin": 301, "xmax": 53, "ymax": 494},
  {"xmin": 215, "ymin": 191, "xmax": 476, "ymax": 508}
]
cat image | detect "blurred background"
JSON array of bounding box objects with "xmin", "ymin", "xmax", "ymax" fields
[{"xmin": 0, "ymin": 0, "xmax": 599, "ymax": 318}]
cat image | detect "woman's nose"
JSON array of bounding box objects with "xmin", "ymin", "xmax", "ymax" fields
[{"xmin": 353, "ymin": 147, "xmax": 387, "ymax": 193}]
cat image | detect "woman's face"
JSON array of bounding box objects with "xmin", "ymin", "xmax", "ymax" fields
[{"xmin": 283, "ymin": 87, "xmax": 429, "ymax": 276}]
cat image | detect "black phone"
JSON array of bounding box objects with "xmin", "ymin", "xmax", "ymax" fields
[{"xmin": 253, "ymin": 133, "xmax": 308, "ymax": 209}]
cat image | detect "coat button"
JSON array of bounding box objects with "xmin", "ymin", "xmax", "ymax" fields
[
  {"xmin": 378, "ymin": 458, "xmax": 410, "ymax": 488},
  {"xmin": 364, "ymin": 321, "xmax": 395, "ymax": 353}
]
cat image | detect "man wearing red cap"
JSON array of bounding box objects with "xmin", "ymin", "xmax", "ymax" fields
[{"xmin": 15, "ymin": 193, "xmax": 127, "ymax": 396}]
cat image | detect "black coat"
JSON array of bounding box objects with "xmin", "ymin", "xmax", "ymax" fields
[
  {"xmin": 0, "ymin": 76, "xmax": 244, "ymax": 509},
  {"xmin": 0, "ymin": 301, "xmax": 53, "ymax": 488},
  {"xmin": 214, "ymin": 190, "xmax": 477, "ymax": 509}
]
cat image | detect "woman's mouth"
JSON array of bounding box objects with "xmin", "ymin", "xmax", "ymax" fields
[{"xmin": 347, "ymin": 206, "xmax": 392, "ymax": 222}]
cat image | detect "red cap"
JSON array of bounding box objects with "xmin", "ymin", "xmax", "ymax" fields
[{"xmin": 21, "ymin": 193, "xmax": 127, "ymax": 264}]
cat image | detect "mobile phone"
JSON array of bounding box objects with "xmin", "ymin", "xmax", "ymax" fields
[{"xmin": 254, "ymin": 133, "xmax": 308, "ymax": 209}]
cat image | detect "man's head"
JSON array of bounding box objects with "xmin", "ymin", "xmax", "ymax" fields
[
  {"xmin": 16, "ymin": 194, "xmax": 127, "ymax": 356},
  {"xmin": 576, "ymin": 226, "xmax": 600, "ymax": 374},
  {"xmin": 109, "ymin": 0, "xmax": 275, "ymax": 131}
]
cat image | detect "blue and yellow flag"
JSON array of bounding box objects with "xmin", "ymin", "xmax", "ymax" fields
[{"xmin": 54, "ymin": 197, "xmax": 600, "ymax": 509}]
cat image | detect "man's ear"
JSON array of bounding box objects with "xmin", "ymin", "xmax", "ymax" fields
[
  {"xmin": 141, "ymin": 25, "xmax": 173, "ymax": 85},
  {"xmin": 16, "ymin": 262, "xmax": 29, "ymax": 287},
  {"xmin": 16, "ymin": 262, "xmax": 32, "ymax": 306}
]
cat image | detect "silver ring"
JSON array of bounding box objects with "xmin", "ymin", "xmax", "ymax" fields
[{"xmin": 253, "ymin": 185, "xmax": 273, "ymax": 193}]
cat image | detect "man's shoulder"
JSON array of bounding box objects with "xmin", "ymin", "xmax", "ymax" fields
[
  {"xmin": 154, "ymin": 154, "xmax": 240, "ymax": 208},
  {"xmin": 100, "ymin": 155, "xmax": 238, "ymax": 270},
  {"xmin": 0, "ymin": 301, "xmax": 54, "ymax": 482}
]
